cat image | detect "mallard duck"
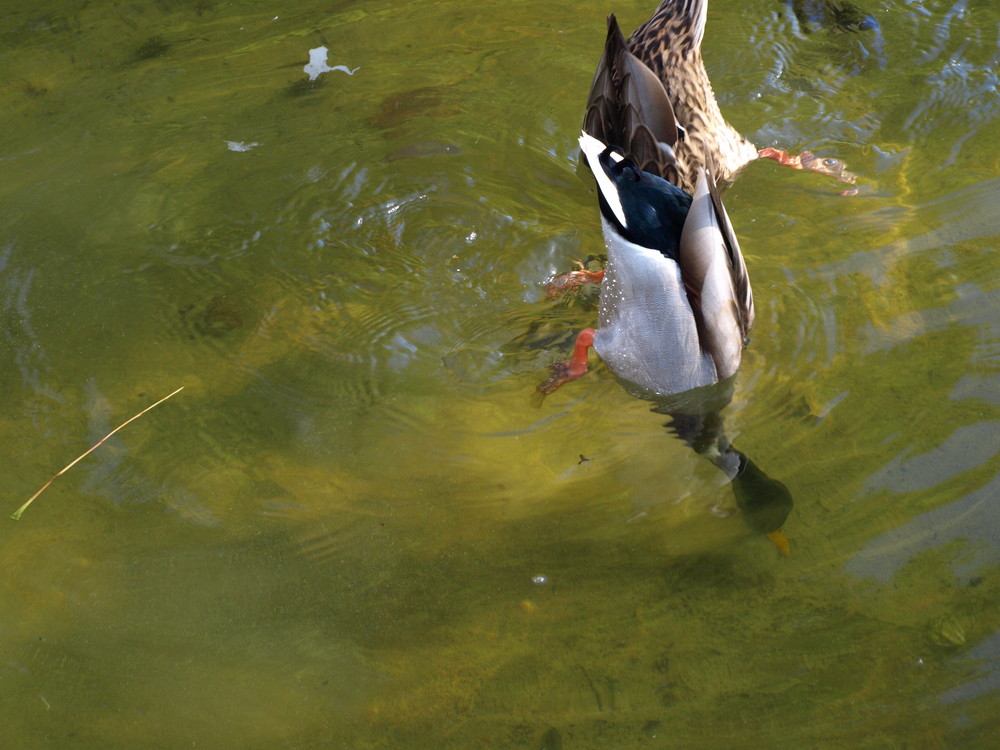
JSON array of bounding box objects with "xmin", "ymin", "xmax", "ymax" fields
[
  {"xmin": 583, "ymin": 2, "xmax": 854, "ymax": 193},
  {"xmin": 534, "ymin": 3, "xmax": 801, "ymax": 543},
  {"xmin": 537, "ymin": 134, "xmax": 793, "ymax": 543},
  {"xmin": 539, "ymin": 136, "xmax": 793, "ymax": 543},
  {"xmin": 537, "ymin": 131, "xmax": 752, "ymax": 397}
]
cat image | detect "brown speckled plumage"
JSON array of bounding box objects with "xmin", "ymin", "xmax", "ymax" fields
[{"xmin": 583, "ymin": 0, "xmax": 759, "ymax": 193}]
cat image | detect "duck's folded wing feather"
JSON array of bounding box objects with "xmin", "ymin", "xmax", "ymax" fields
[
  {"xmin": 705, "ymin": 160, "xmax": 754, "ymax": 334},
  {"xmin": 678, "ymin": 169, "xmax": 753, "ymax": 380}
]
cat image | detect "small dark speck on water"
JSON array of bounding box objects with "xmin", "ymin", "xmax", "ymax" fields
[
  {"xmin": 386, "ymin": 141, "xmax": 462, "ymax": 162},
  {"xmin": 133, "ymin": 36, "xmax": 170, "ymax": 61},
  {"xmin": 652, "ymin": 653, "xmax": 670, "ymax": 674},
  {"xmin": 285, "ymin": 78, "xmax": 323, "ymax": 98},
  {"xmin": 179, "ymin": 294, "xmax": 244, "ymax": 339},
  {"xmin": 539, "ymin": 727, "xmax": 562, "ymax": 750},
  {"xmin": 642, "ymin": 720, "xmax": 663, "ymax": 738}
]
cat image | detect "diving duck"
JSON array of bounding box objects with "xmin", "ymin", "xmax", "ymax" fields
[
  {"xmin": 538, "ymin": 131, "xmax": 751, "ymax": 397},
  {"xmin": 538, "ymin": 135, "xmax": 792, "ymax": 543},
  {"xmin": 583, "ymin": 2, "xmax": 854, "ymax": 193},
  {"xmin": 540, "ymin": 134, "xmax": 793, "ymax": 544}
]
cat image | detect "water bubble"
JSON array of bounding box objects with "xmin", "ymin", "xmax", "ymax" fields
[{"xmin": 531, "ymin": 575, "xmax": 549, "ymax": 586}]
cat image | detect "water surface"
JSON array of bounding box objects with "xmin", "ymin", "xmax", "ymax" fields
[{"xmin": 2, "ymin": 0, "xmax": 1000, "ymax": 747}]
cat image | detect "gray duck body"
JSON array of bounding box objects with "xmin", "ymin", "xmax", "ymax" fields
[{"xmin": 586, "ymin": 145, "xmax": 752, "ymax": 397}]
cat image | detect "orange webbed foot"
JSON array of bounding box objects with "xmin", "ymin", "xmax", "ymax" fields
[
  {"xmin": 545, "ymin": 261, "xmax": 605, "ymax": 299},
  {"xmin": 758, "ymin": 147, "xmax": 856, "ymax": 189},
  {"xmin": 535, "ymin": 328, "xmax": 596, "ymax": 397}
]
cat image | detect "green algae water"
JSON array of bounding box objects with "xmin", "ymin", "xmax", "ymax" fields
[{"xmin": 2, "ymin": 0, "xmax": 1000, "ymax": 747}]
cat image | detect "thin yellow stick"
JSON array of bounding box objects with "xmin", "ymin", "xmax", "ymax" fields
[{"xmin": 11, "ymin": 387, "xmax": 184, "ymax": 521}]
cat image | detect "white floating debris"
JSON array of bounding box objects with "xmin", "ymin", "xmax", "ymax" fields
[
  {"xmin": 225, "ymin": 140, "xmax": 261, "ymax": 152},
  {"xmin": 304, "ymin": 46, "xmax": 359, "ymax": 81}
]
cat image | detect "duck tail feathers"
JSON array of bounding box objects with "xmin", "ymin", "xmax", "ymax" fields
[{"xmin": 583, "ymin": 14, "xmax": 681, "ymax": 181}]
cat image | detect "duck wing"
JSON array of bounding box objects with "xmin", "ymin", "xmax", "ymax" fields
[
  {"xmin": 678, "ymin": 167, "xmax": 755, "ymax": 380},
  {"xmin": 704, "ymin": 158, "xmax": 754, "ymax": 334},
  {"xmin": 583, "ymin": 14, "xmax": 680, "ymax": 180}
]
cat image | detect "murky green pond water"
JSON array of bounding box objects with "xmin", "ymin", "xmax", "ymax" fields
[{"xmin": 3, "ymin": 0, "xmax": 1000, "ymax": 747}]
